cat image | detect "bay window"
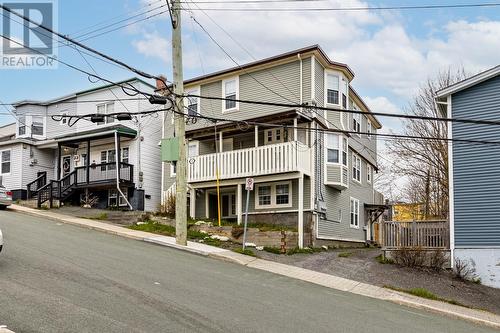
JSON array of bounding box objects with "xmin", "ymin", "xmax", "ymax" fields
[
  {"xmin": 352, "ymin": 153, "xmax": 361, "ymax": 182},
  {"xmin": 18, "ymin": 116, "xmax": 26, "ymax": 136},
  {"xmin": 31, "ymin": 116, "xmax": 44, "ymax": 136},
  {"xmin": 326, "ymin": 134, "xmax": 340, "ymax": 163},
  {"xmin": 353, "ymin": 113, "xmax": 361, "ymax": 134},
  {"xmin": 342, "ymin": 138, "xmax": 348, "ymax": 166}
]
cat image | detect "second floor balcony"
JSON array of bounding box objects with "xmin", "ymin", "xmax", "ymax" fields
[{"xmin": 188, "ymin": 141, "xmax": 312, "ymax": 183}]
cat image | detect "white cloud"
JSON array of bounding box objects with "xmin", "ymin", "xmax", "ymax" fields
[
  {"xmin": 363, "ymin": 96, "xmax": 404, "ymax": 134},
  {"xmin": 132, "ymin": 31, "xmax": 170, "ymax": 63}
]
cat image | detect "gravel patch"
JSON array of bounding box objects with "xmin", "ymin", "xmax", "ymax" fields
[{"xmin": 256, "ymin": 247, "xmax": 500, "ymax": 315}]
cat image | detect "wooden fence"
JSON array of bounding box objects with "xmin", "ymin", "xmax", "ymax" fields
[{"xmin": 381, "ymin": 220, "xmax": 449, "ymax": 249}]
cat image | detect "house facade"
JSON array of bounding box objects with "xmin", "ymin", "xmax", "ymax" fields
[
  {"xmin": 1, "ymin": 78, "xmax": 162, "ymax": 212},
  {"xmin": 161, "ymin": 45, "xmax": 384, "ymax": 248},
  {"xmin": 437, "ymin": 65, "xmax": 500, "ymax": 288}
]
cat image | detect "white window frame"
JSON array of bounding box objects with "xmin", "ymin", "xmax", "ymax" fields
[
  {"xmin": 0, "ymin": 149, "xmax": 11, "ymax": 175},
  {"xmin": 367, "ymin": 119, "xmax": 372, "ymax": 139},
  {"xmin": 31, "ymin": 115, "xmax": 45, "ymax": 136},
  {"xmin": 352, "ymin": 112, "xmax": 361, "ymax": 135},
  {"xmin": 324, "ymin": 71, "xmax": 340, "ymax": 106},
  {"xmin": 96, "ymin": 102, "xmax": 115, "ymax": 125},
  {"xmin": 18, "ymin": 116, "xmax": 27, "ymax": 137},
  {"xmin": 352, "ymin": 152, "xmax": 361, "ymax": 183},
  {"xmin": 325, "ymin": 134, "xmax": 348, "ymax": 166},
  {"xmin": 367, "ymin": 164, "xmax": 372, "ymax": 184},
  {"xmin": 350, "ymin": 197, "xmax": 360, "ymax": 229},
  {"xmin": 255, "ymin": 181, "xmax": 292, "ymax": 209},
  {"xmin": 325, "ymin": 133, "xmax": 340, "ymax": 164},
  {"xmin": 170, "ymin": 162, "xmax": 177, "ymax": 177},
  {"xmin": 342, "ymin": 137, "xmax": 348, "ymax": 167},
  {"xmin": 186, "ymin": 87, "xmax": 200, "ymax": 116},
  {"xmin": 60, "ymin": 112, "xmax": 68, "ymax": 125},
  {"xmin": 108, "ymin": 188, "xmax": 128, "ymax": 207},
  {"xmin": 222, "ymin": 76, "xmax": 239, "ymax": 112}
]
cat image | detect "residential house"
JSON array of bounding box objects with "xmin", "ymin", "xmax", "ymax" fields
[
  {"xmin": 1, "ymin": 78, "xmax": 162, "ymax": 211},
  {"xmin": 161, "ymin": 45, "xmax": 384, "ymax": 248},
  {"xmin": 436, "ymin": 65, "xmax": 500, "ymax": 288}
]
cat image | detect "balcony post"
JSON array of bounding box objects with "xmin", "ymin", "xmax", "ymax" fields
[
  {"xmin": 237, "ymin": 183, "xmax": 242, "ymax": 225},
  {"xmin": 86, "ymin": 139, "xmax": 90, "ymax": 184},
  {"xmin": 116, "ymin": 133, "xmax": 121, "ymax": 180},
  {"xmin": 219, "ymin": 131, "xmax": 223, "ymax": 152},
  {"xmin": 298, "ymin": 173, "xmax": 304, "ymax": 248},
  {"xmin": 57, "ymin": 142, "xmax": 61, "ymax": 180},
  {"xmin": 254, "ymin": 126, "xmax": 258, "ymax": 147},
  {"xmin": 189, "ymin": 188, "xmax": 196, "ymax": 219},
  {"xmin": 293, "ymin": 117, "xmax": 298, "ymax": 142}
]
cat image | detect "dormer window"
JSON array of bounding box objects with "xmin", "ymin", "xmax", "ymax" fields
[
  {"xmin": 223, "ymin": 77, "xmax": 239, "ymax": 111},
  {"xmin": 326, "ymin": 74, "xmax": 339, "ymax": 105}
]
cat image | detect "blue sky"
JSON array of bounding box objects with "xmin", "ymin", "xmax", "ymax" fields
[{"xmin": 1, "ymin": 0, "xmax": 500, "ymax": 130}]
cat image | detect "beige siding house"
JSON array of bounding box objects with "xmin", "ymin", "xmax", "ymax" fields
[{"xmin": 162, "ymin": 45, "xmax": 384, "ymax": 247}]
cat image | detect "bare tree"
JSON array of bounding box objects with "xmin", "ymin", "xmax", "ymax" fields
[{"xmin": 386, "ymin": 68, "xmax": 467, "ymax": 219}]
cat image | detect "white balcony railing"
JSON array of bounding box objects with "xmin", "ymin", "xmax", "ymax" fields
[{"xmin": 188, "ymin": 141, "xmax": 312, "ymax": 182}]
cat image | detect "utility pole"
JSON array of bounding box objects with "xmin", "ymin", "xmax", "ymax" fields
[{"xmin": 171, "ymin": 0, "xmax": 187, "ymax": 245}]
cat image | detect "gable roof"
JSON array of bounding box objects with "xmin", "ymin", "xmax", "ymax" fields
[{"xmin": 436, "ymin": 65, "xmax": 500, "ymax": 98}]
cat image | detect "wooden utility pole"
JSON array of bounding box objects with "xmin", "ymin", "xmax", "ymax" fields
[{"xmin": 171, "ymin": 0, "xmax": 187, "ymax": 245}]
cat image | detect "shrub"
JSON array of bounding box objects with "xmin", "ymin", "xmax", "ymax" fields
[
  {"xmin": 80, "ymin": 192, "xmax": 99, "ymax": 208},
  {"xmin": 231, "ymin": 227, "xmax": 244, "ymax": 239},
  {"xmin": 375, "ymin": 254, "xmax": 395, "ymax": 264},
  {"xmin": 453, "ymin": 258, "xmax": 479, "ymax": 282},
  {"xmin": 158, "ymin": 193, "xmax": 176, "ymax": 219},
  {"xmin": 392, "ymin": 247, "xmax": 426, "ymax": 267},
  {"xmin": 263, "ymin": 246, "xmax": 282, "ymax": 254},
  {"xmin": 429, "ymin": 249, "xmax": 448, "ymax": 271}
]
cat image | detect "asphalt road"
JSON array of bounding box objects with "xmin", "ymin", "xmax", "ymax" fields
[{"xmin": 0, "ymin": 210, "xmax": 497, "ymax": 333}]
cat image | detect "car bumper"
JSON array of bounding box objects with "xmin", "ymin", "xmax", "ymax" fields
[{"xmin": 0, "ymin": 198, "xmax": 12, "ymax": 206}]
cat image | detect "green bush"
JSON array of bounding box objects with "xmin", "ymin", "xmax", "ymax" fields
[
  {"xmin": 263, "ymin": 246, "xmax": 283, "ymax": 254},
  {"xmin": 338, "ymin": 252, "xmax": 353, "ymax": 258},
  {"xmin": 375, "ymin": 254, "xmax": 395, "ymax": 264}
]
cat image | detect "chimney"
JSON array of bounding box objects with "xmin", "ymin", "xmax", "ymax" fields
[{"xmin": 156, "ymin": 75, "xmax": 167, "ymax": 91}]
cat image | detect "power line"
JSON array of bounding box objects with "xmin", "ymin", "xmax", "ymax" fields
[
  {"xmin": 181, "ymin": 2, "xmax": 500, "ymax": 11},
  {"xmin": 186, "ymin": 0, "xmax": 325, "ymax": 3},
  {"xmin": 0, "ymin": 98, "xmax": 147, "ymax": 106},
  {"xmin": 0, "ymin": 4, "xmax": 162, "ymax": 82}
]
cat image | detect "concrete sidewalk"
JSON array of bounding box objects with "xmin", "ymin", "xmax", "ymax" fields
[{"xmin": 9, "ymin": 204, "xmax": 500, "ymax": 329}]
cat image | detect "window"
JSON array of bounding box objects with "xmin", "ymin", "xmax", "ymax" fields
[
  {"xmin": 258, "ymin": 185, "xmax": 272, "ymax": 206},
  {"xmin": 342, "ymin": 138, "xmax": 348, "ymax": 166},
  {"xmin": 342, "ymin": 80, "xmax": 348, "ymax": 109},
  {"xmin": 223, "ymin": 77, "xmax": 238, "ymax": 111},
  {"xmin": 231, "ymin": 194, "xmax": 236, "ymax": 215},
  {"xmin": 275, "ymin": 184, "xmax": 290, "ymax": 205},
  {"xmin": 350, "ymin": 197, "xmax": 360, "ymax": 228},
  {"xmin": 31, "ymin": 116, "xmax": 44, "ymax": 136},
  {"xmin": 326, "ymin": 134, "xmax": 340, "ymax": 163},
  {"xmin": 18, "ymin": 116, "xmax": 26, "ymax": 136},
  {"xmin": 265, "ymin": 128, "xmax": 285, "ymax": 145},
  {"xmin": 1, "ymin": 150, "xmax": 11, "ymax": 174},
  {"xmin": 96, "ymin": 102, "xmax": 115, "ymax": 125},
  {"xmin": 352, "ymin": 113, "xmax": 361, "ymax": 134},
  {"xmin": 101, "ymin": 150, "xmax": 116, "ymax": 171},
  {"xmin": 108, "ymin": 188, "xmax": 128, "ymax": 207},
  {"xmin": 326, "ymin": 74, "xmax": 339, "ymax": 105},
  {"xmin": 186, "ymin": 89, "xmax": 200, "ymax": 116},
  {"xmin": 122, "ymin": 147, "xmax": 129, "ymax": 164},
  {"xmin": 188, "ymin": 141, "xmax": 199, "ymax": 157},
  {"xmin": 255, "ymin": 182, "xmax": 292, "ymax": 209},
  {"xmin": 81, "ymin": 153, "xmax": 87, "ymax": 167},
  {"xmin": 352, "ymin": 153, "xmax": 361, "ymax": 182},
  {"xmin": 367, "ymin": 120, "xmax": 372, "ymax": 139},
  {"xmin": 367, "ymin": 164, "xmax": 372, "ymax": 183},
  {"xmin": 170, "ymin": 162, "xmax": 177, "ymax": 177}
]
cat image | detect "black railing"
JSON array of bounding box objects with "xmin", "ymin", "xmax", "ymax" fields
[
  {"xmin": 27, "ymin": 173, "xmax": 47, "ymax": 199},
  {"xmin": 75, "ymin": 162, "xmax": 133, "ymax": 185}
]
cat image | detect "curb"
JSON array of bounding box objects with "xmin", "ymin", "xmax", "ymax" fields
[{"xmin": 8, "ymin": 205, "xmax": 500, "ymax": 329}]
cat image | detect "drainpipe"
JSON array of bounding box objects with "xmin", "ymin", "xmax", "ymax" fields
[{"xmin": 115, "ymin": 131, "xmax": 133, "ymax": 210}]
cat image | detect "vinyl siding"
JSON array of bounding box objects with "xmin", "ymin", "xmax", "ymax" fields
[
  {"xmin": 314, "ymin": 60, "xmax": 324, "ymax": 107},
  {"xmin": 302, "ymin": 57, "xmax": 311, "ymax": 102},
  {"xmin": 451, "ymin": 74, "xmax": 500, "ymax": 247},
  {"xmin": 0, "ymin": 143, "xmax": 24, "ymax": 190}
]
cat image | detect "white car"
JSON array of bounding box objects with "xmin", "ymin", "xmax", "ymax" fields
[{"xmin": 0, "ymin": 185, "xmax": 12, "ymax": 210}]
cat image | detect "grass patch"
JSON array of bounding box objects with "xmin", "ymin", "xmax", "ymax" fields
[
  {"xmin": 233, "ymin": 248, "xmax": 256, "ymax": 257},
  {"xmin": 129, "ymin": 221, "xmax": 175, "ymax": 236},
  {"xmin": 263, "ymin": 246, "xmax": 284, "ymax": 254},
  {"xmin": 187, "ymin": 229, "xmax": 208, "ymax": 240},
  {"xmin": 92, "ymin": 213, "xmax": 108, "ymax": 221},
  {"xmin": 384, "ymin": 286, "xmax": 471, "ymax": 308},
  {"xmin": 338, "ymin": 252, "xmax": 353, "ymax": 258},
  {"xmin": 375, "ymin": 254, "xmax": 395, "ymax": 264}
]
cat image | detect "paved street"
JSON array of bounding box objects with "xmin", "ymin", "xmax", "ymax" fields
[{"xmin": 0, "ymin": 210, "xmax": 497, "ymax": 333}]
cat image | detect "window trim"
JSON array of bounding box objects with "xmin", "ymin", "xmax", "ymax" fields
[
  {"xmin": 352, "ymin": 112, "xmax": 361, "ymax": 135},
  {"xmin": 352, "ymin": 152, "xmax": 361, "ymax": 183},
  {"xmin": 367, "ymin": 164, "xmax": 372, "ymax": 184},
  {"xmin": 324, "ymin": 71, "xmax": 341, "ymax": 106},
  {"xmin": 188, "ymin": 140, "xmax": 199, "ymax": 157},
  {"xmin": 222, "ymin": 76, "xmax": 239, "ymax": 112},
  {"xmin": 264, "ymin": 128, "xmax": 285, "ymax": 145},
  {"xmin": 350, "ymin": 197, "xmax": 360, "ymax": 229},
  {"xmin": 60, "ymin": 112, "xmax": 68, "ymax": 125},
  {"xmin": 325, "ymin": 133, "xmax": 340, "ymax": 164},
  {"xmin": 0, "ymin": 149, "xmax": 11, "ymax": 175},
  {"xmin": 96, "ymin": 102, "xmax": 115, "ymax": 125},
  {"xmin": 367, "ymin": 119, "xmax": 372, "ymax": 140},
  {"xmin": 255, "ymin": 181, "xmax": 293, "ymax": 209},
  {"xmin": 170, "ymin": 162, "xmax": 177, "ymax": 177},
  {"xmin": 31, "ymin": 115, "xmax": 44, "ymax": 136},
  {"xmin": 325, "ymin": 134, "xmax": 348, "ymax": 166},
  {"xmin": 186, "ymin": 86, "xmax": 201, "ymax": 116},
  {"xmin": 108, "ymin": 188, "xmax": 128, "ymax": 207}
]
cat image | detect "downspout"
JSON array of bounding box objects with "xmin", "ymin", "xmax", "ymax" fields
[
  {"xmin": 115, "ymin": 131, "xmax": 133, "ymax": 210},
  {"xmin": 298, "ymin": 53, "xmax": 303, "ymax": 106}
]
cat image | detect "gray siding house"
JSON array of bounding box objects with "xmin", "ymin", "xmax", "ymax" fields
[
  {"xmin": 161, "ymin": 45, "xmax": 384, "ymax": 248},
  {"xmin": 437, "ymin": 65, "xmax": 500, "ymax": 288},
  {"xmin": 2, "ymin": 78, "xmax": 162, "ymax": 212}
]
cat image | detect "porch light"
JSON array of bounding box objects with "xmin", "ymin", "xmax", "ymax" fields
[
  {"xmin": 90, "ymin": 114, "xmax": 105, "ymax": 123},
  {"xmin": 116, "ymin": 113, "xmax": 132, "ymax": 121}
]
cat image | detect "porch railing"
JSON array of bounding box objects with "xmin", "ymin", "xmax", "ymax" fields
[
  {"xmin": 188, "ymin": 141, "xmax": 312, "ymax": 182},
  {"xmin": 75, "ymin": 162, "xmax": 134, "ymax": 185},
  {"xmin": 27, "ymin": 173, "xmax": 47, "ymax": 199},
  {"xmin": 381, "ymin": 220, "xmax": 449, "ymax": 249}
]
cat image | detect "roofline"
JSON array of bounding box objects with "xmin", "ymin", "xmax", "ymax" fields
[
  {"xmin": 184, "ymin": 45, "xmax": 355, "ymax": 86},
  {"xmin": 12, "ymin": 78, "xmax": 155, "ymax": 107},
  {"xmin": 349, "ymin": 87, "xmax": 382, "ymax": 129},
  {"xmin": 0, "ymin": 122, "xmax": 15, "ymax": 129},
  {"xmin": 436, "ymin": 65, "xmax": 500, "ymax": 98}
]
